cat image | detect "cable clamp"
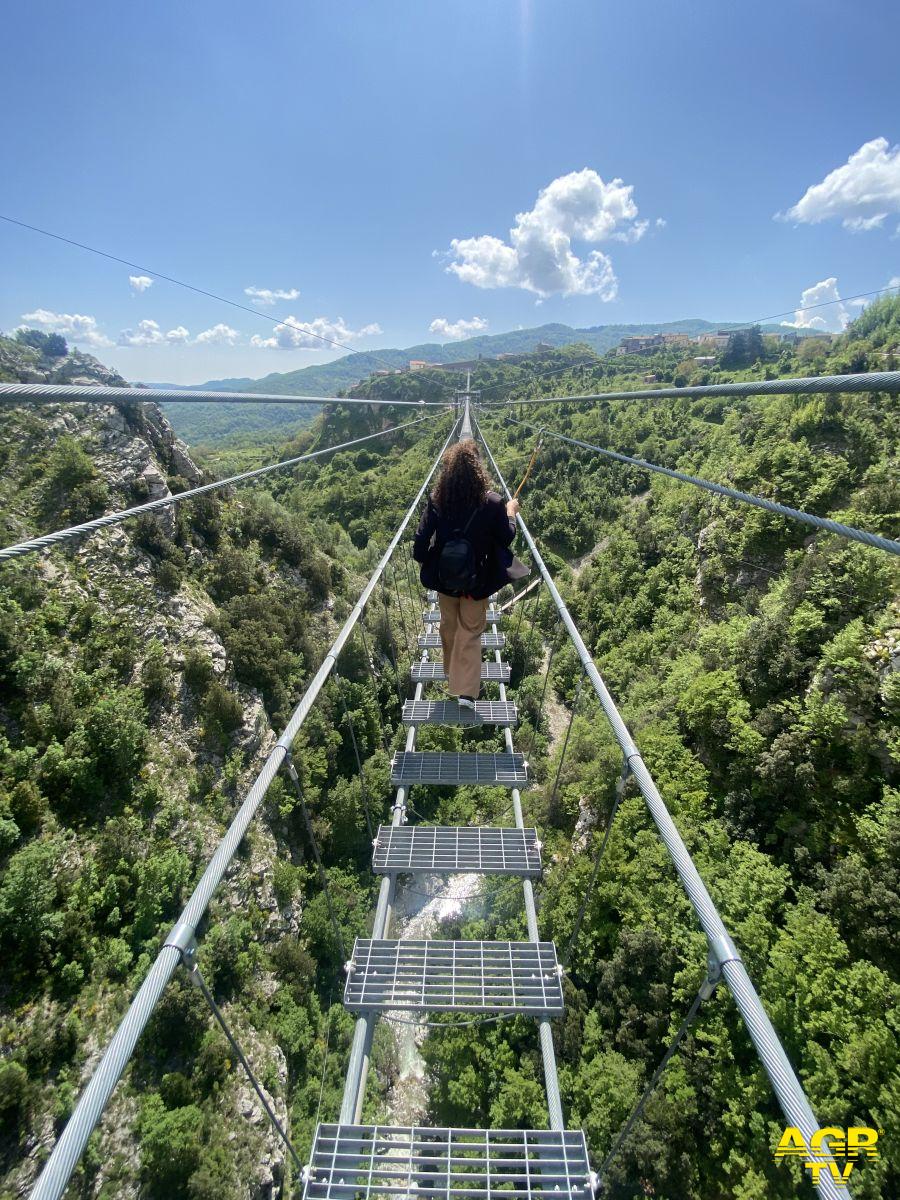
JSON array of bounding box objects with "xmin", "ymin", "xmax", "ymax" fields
[
  {"xmin": 707, "ymin": 932, "xmax": 742, "ymax": 973},
  {"xmin": 282, "ymin": 750, "xmax": 300, "ymax": 784},
  {"xmin": 344, "ymin": 960, "xmax": 356, "ymax": 975},
  {"xmin": 164, "ymin": 922, "xmax": 198, "ymax": 972}
]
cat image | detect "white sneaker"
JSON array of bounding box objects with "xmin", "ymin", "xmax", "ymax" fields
[{"xmin": 457, "ymin": 696, "xmax": 477, "ymax": 711}]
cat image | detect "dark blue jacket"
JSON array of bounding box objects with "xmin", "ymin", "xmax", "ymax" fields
[{"xmin": 413, "ymin": 491, "xmax": 516, "ymax": 599}]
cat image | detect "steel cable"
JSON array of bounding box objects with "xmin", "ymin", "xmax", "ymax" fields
[
  {"xmin": 187, "ymin": 959, "xmax": 305, "ymax": 1175},
  {"xmin": 284, "ymin": 755, "xmax": 346, "ymax": 964},
  {"xmin": 484, "ymin": 369, "xmax": 900, "ymax": 407},
  {"xmin": 495, "ymin": 413, "xmax": 900, "ymax": 556},
  {"xmin": 0, "ymin": 382, "xmax": 448, "ymax": 407},
  {"xmin": 1, "ymin": 412, "xmax": 445, "ymax": 562}
]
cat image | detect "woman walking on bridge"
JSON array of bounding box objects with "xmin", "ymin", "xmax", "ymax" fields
[{"xmin": 413, "ymin": 442, "xmax": 520, "ymax": 709}]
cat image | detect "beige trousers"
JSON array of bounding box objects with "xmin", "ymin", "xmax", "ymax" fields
[{"xmin": 437, "ymin": 593, "xmax": 489, "ymax": 697}]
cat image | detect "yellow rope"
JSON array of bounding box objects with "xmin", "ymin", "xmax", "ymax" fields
[{"xmin": 513, "ymin": 431, "xmax": 544, "ymax": 498}]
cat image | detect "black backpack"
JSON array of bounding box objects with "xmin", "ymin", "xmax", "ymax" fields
[{"xmin": 437, "ymin": 506, "xmax": 480, "ymax": 595}]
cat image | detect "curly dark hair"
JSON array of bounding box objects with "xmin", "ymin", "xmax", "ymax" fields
[{"xmin": 431, "ymin": 441, "xmax": 492, "ymax": 516}]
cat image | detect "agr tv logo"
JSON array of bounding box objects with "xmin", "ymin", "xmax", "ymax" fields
[{"xmin": 774, "ymin": 1125, "xmax": 880, "ymax": 1187}]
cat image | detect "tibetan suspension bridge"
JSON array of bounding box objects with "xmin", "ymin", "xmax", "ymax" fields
[{"xmin": 2, "ymin": 374, "xmax": 898, "ymax": 1200}]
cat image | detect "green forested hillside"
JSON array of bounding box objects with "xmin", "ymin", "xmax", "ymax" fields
[
  {"xmin": 160, "ymin": 317, "xmax": 805, "ymax": 448},
  {"xmin": 0, "ymin": 306, "xmax": 897, "ymax": 1199}
]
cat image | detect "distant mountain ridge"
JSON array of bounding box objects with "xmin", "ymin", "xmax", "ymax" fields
[
  {"xmin": 186, "ymin": 318, "xmax": 777, "ymax": 397},
  {"xmin": 158, "ymin": 317, "xmax": 813, "ymax": 445}
]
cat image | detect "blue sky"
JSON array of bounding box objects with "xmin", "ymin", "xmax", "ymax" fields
[{"xmin": 2, "ymin": 0, "xmax": 899, "ymax": 384}]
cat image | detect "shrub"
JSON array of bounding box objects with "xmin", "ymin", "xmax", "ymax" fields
[
  {"xmin": 0, "ymin": 839, "xmax": 63, "ymax": 963},
  {"xmin": 142, "ymin": 640, "xmax": 172, "ymax": 708},
  {"xmin": 183, "ymin": 648, "xmax": 215, "ymax": 695},
  {"xmin": 272, "ymin": 857, "xmax": 301, "ymax": 907},
  {"xmin": 16, "ymin": 328, "xmax": 67, "ymax": 357},
  {"xmin": 203, "ymin": 915, "xmax": 261, "ymax": 998},
  {"xmin": 0, "ymin": 810, "xmax": 20, "ymax": 856},
  {"xmin": 192, "ymin": 1029, "xmax": 232, "ymax": 1095},
  {"xmin": 83, "ymin": 689, "xmax": 148, "ymax": 785},
  {"xmin": 0, "ymin": 1061, "xmax": 31, "ymax": 1137},
  {"xmin": 156, "ymin": 559, "xmax": 183, "ymax": 592},
  {"xmin": 139, "ymin": 1093, "xmax": 204, "ymax": 1197},
  {"xmin": 40, "ymin": 436, "xmax": 109, "ymax": 523},
  {"xmin": 202, "ymin": 681, "xmax": 243, "ymax": 747}
]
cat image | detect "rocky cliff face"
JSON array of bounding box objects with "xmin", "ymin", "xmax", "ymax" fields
[
  {"xmin": 0, "ymin": 334, "xmax": 128, "ymax": 389},
  {"xmin": 0, "ymin": 388, "xmax": 311, "ymax": 1198}
]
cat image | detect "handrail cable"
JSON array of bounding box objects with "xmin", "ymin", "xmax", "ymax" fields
[
  {"xmin": 490, "ymin": 413, "xmax": 900, "ymax": 556},
  {"xmin": 1, "ymin": 411, "xmax": 446, "ymax": 563},
  {"xmin": 28, "ymin": 413, "xmax": 460, "ymax": 1200},
  {"xmin": 0, "ymin": 382, "xmax": 449, "ymax": 407},
  {"xmin": 480, "ymin": 368, "xmax": 900, "ymax": 407},
  {"xmin": 474, "ymin": 292, "xmax": 900, "ymax": 403},
  {"xmin": 473, "ymin": 413, "xmax": 848, "ymax": 1200}
]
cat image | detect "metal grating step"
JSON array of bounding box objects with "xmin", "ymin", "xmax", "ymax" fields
[
  {"xmin": 410, "ymin": 661, "xmax": 510, "ymax": 682},
  {"xmin": 373, "ymin": 825, "xmax": 542, "ymax": 877},
  {"xmin": 391, "ymin": 751, "xmax": 527, "ymax": 788},
  {"xmin": 304, "ymin": 1124, "xmax": 593, "ymax": 1200},
  {"xmin": 344, "ymin": 939, "xmax": 564, "ymax": 1013},
  {"xmin": 418, "ymin": 631, "xmax": 505, "ymax": 649},
  {"xmin": 422, "ymin": 608, "xmax": 503, "ymax": 624},
  {"xmin": 401, "ymin": 699, "xmax": 517, "ymax": 726}
]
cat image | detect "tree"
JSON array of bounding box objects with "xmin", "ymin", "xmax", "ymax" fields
[
  {"xmin": 722, "ymin": 326, "xmax": 764, "ymax": 369},
  {"xmin": 15, "ymin": 328, "xmax": 68, "ymax": 357}
]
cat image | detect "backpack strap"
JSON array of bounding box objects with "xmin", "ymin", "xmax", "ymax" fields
[{"xmin": 460, "ymin": 505, "xmax": 480, "ymax": 534}]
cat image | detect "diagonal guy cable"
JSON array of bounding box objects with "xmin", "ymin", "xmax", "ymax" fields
[
  {"xmin": 495, "ymin": 414, "xmax": 900, "ymax": 556},
  {"xmin": 184, "ymin": 954, "xmax": 305, "ymax": 1176},
  {"xmin": 596, "ymin": 967, "xmax": 720, "ymax": 1190},
  {"xmin": 283, "ymin": 754, "xmax": 346, "ymax": 963},
  {"xmin": 1, "ymin": 412, "xmax": 445, "ymax": 562}
]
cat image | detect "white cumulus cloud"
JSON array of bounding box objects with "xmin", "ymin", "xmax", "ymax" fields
[
  {"xmin": 194, "ymin": 323, "xmax": 241, "ymax": 345},
  {"xmin": 19, "ymin": 308, "xmax": 113, "ymax": 348},
  {"xmin": 250, "ymin": 316, "xmax": 382, "ymax": 350},
  {"xmin": 781, "ymin": 277, "xmax": 849, "ymax": 333},
  {"xmin": 118, "ymin": 320, "xmax": 192, "ymax": 347},
  {"xmin": 129, "ymin": 275, "xmax": 154, "ymax": 293},
  {"xmin": 429, "ymin": 316, "xmax": 489, "ymax": 340},
  {"xmin": 245, "ymin": 285, "xmax": 301, "ymax": 307},
  {"xmin": 780, "ymin": 138, "xmax": 900, "ymax": 232},
  {"xmin": 443, "ymin": 168, "xmax": 653, "ymax": 299}
]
